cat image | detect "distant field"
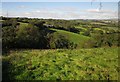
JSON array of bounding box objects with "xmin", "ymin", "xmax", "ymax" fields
[
  {"xmin": 51, "ymin": 28, "xmax": 91, "ymax": 47},
  {"xmin": 18, "ymin": 22, "xmax": 28, "ymax": 27},
  {"xmin": 101, "ymin": 27, "xmax": 118, "ymax": 31},
  {"xmin": 90, "ymin": 22, "xmax": 107, "ymax": 26},
  {"xmin": 75, "ymin": 25, "xmax": 87, "ymax": 31},
  {"xmin": 3, "ymin": 47, "xmax": 118, "ymax": 80}
]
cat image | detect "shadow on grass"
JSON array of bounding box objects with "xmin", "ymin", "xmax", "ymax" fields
[
  {"xmin": 2, "ymin": 59, "xmax": 11, "ymax": 81},
  {"xmin": 2, "ymin": 49, "xmax": 15, "ymax": 81},
  {"xmin": 2, "ymin": 49, "xmax": 10, "ymax": 56}
]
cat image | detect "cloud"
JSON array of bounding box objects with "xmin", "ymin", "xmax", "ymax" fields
[
  {"xmin": 2, "ymin": 7, "xmax": 117, "ymax": 19},
  {"xmin": 87, "ymin": 9, "xmax": 100, "ymax": 13},
  {"xmin": 20, "ymin": 5, "xmax": 25, "ymax": 8},
  {"xmin": 24, "ymin": 12, "xmax": 31, "ymax": 15},
  {"xmin": 85, "ymin": 9, "xmax": 118, "ymax": 19},
  {"xmin": 87, "ymin": 9, "xmax": 114, "ymax": 13},
  {"xmin": 18, "ymin": 5, "xmax": 27, "ymax": 9},
  {"xmin": 26, "ymin": 8, "xmax": 81, "ymax": 19},
  {"xmin": 56, "ymin": 7, "xmax": 79, "ymax": 12},
  {"xmin": 85, "ymin": 8, "xmax": 118, "ymax": 19},
  {"xmin": 35, "ymin": 10, "xmax": 41, "ymax": 13}
]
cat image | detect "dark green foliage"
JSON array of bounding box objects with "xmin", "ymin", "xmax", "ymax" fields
[
  {"xmin": 16, "ymin": 24, "xmax": 41, "ymax": 48},
  {"xmin": 83, "ymin": 30, "xmax": 91, "ymax": 36},
  {"xmin": 47, "ymin": 33, "xmax": 77, "ymax": 49},
  {"xmin": 2, "ymin": 23, "xmax": 49, "ymax": 49},
  {"xmin": 2, "ymin": 18, "xmax": 19, "ymax": 27},
  {"xmin": 68, "ymin": 27, "xmax": 80, "ymax": 34},
  {"xmin": 29, "ymin": 20, "xmax": 45, "ymax": 28},
  {"xmin": 92, "ymin": 33, "xmax": 119, "ymax": 47},
  {"xmin": 2, "ymin": 26, "xmax": 16, "ymax": 49},
  {"xmin": 55, "ymin": 35, "xmax": 69, "ymax": 49},
  {"xmin": 18, "ymin": 17, "xmax": 29, "ymax": 23},
  {"xmin": 43, "ymin": 19, "xmax": 80, "ymax": 33},
  {"xmin": 2, "ymin": 17, "xmax": 119, "ymax": 50},
  {"xmin": 68, "ymin": 42, "xmax": 77, "ymax": 49}
]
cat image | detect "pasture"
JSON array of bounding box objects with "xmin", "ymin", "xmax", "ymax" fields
[{"xmin": 3, "ymin": 47, "xmax": 118, "ymax": 80}]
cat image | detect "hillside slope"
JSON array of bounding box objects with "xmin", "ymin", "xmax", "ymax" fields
[
  {"xmin": 3, "ymin": 47, "xmax": 118, "ymax": 80},
  {"xmin": 51, "ymin": 28, "xmax": 91, "ymax": 48}
]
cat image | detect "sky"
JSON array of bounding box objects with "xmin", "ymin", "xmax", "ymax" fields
[
  {"xmin": 1, "ymin": 2, "xmax": 118, "ymax": 19},
  {"xmin": 1, "ymin": 0, "xmax": 119, "ymax": 2}
]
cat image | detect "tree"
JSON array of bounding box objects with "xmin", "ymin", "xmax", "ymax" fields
[
  {"xmin": 2, "ymin": 18, "xmax": 18, "ymax": 27},
  {"xmin": 16, "ymin": 24, "xmax": 46, "ymax": 48},
  {"xmin": 48, "ymin": 33, "xmax": 77, "ymax": 49},
  {"xmin": 29, "ymin": 20, "xmax": 45, "ymax": 29},
  {"xmin": 2, "ymin": 26, "xmax": 16, "ymax": 49},
  {"xmin": 55, "ymin": 35, "xmax": 69, "ymax": 49},
  {"xmin": 68, "ymin": 27, "xmax": 80, "ymax": 34}
]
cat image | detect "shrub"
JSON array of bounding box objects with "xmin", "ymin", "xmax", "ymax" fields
[{"xmin": 48, "ymin": 33, "xmax": 77, "ymax": 49}]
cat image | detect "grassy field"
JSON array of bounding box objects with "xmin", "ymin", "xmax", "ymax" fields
[
  {"xmin": 3, "ymin": 47, "xmax": 118, "ymax": 80},
  {"xmin": 18, "ymin": 22, "xmax": 28, "ymax": 27},
  {"xmin": 51, "ymin": 28, "xmax": 91, "ymax": 47},
  {"xmin": 101, "ymin": 27, "xmax": 118, "ymax": 31},
  {"xmin": 75, "ymin": 25, "xmax": 87, "ymax": 31}
]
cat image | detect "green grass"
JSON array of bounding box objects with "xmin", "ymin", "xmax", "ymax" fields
[
  {"xmin": 101, "ymin": 26, "xmax": 118, "ymax": 31},
  {"xmin": 51, "ymin": 28, "xmax": 91, "ymax": 47},
  {"xmin": 75, "ymin": 25, "xmax": 87, "ymax": 31},
  {"xmin": 18, "ymin": 22, "xmax": 28, "ymax": 27},
  {"xmin": 90, "ymin": 22, "xmax": 107, "ymax": 26},
  {"xmin": 93, "ymin": 28, "xmax": 106, "ymax": 33},
  {"xmin": 3, "ymin": 47, "xmax": 118, "ymax": 80}
]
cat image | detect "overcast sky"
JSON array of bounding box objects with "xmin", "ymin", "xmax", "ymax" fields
[{"xmin": 1, "ymin": 2, "xmax": 118, "ymax": 19}]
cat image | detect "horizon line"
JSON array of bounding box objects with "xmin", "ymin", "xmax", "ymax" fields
[{"xmin": 1, "ymin": 16, "xmax": 118, "ymax": 20}]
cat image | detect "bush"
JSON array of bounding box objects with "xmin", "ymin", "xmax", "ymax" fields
[
  {"xmin": 83, "ymin": 30, "xmax": 91, "ymax": 36},
  {"xmin": 48, "ymin": 33, "xmax": 77, "ymax": 49},
  {"xmin": 83, "ymin": 39, "xmax": 96, "ymax": 48}
]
